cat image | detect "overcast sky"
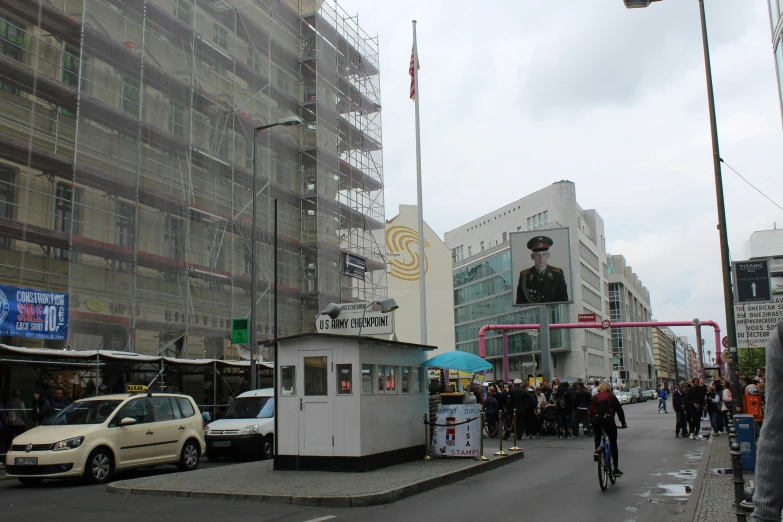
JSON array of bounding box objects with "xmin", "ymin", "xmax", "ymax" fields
[{"xmin": 336, "ymin": 0, "xmax": 783, "ymax": 358}]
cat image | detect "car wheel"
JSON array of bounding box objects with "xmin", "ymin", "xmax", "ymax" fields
[
  {"xmin": 84, "ymin": 448, "xmax": 113, "ymax": 484},
  {"xmin": 18, "ymin": 478, "xmax": 44, "ymax": 486},
  {"xmin": 262, "ymin": 435, "xmax": 274, "ymax": 460},
  {"xmin": 177, "ymin": 439, "xmax": 200, "ymax": 471}
]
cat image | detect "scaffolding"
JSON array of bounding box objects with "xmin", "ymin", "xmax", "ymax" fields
[{"xmin": 0, "ymin": 0, "xmax": 386, "ymax": 357}]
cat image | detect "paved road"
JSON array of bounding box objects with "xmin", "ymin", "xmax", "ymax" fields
[{"xmin": 0, "ymin": 401, "xmax": 708, "ymax": 522}]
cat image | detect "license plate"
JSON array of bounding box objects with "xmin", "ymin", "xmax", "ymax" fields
[
  {"xmin": 211, "ymin": 441, "xmax": 230, "ymax": 447},
  {"xmin": 14, "ymin": 457, "xmax": 38, "ymax": 466}
]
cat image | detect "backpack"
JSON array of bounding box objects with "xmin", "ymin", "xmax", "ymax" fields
[{"xmin": 556, "ymin": 392, "xmax": 567, "ymax": 410}]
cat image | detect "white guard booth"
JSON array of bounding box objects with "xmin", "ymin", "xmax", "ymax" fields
[{"xmin": 274, "ymin": 333, "xmax": 435, "ymax": 471}]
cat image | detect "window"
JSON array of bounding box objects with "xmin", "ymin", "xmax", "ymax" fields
[
  {"xmin": 543, "ymin": 210, "xmax": 548, "ymax": 222},
  {"xmin": 113, "ymin": 398, "xmax": 150, "ymax": 425},
  {"xmin": 165, "ymin": 214, "xmax": 184, "ymax": 260},
  {"xmin": 304, "ymin": 356, "xmax": 328, "ymax": 396},
  {"xmin": 467, "ymin": 246, "xmax": 472, "ymax": 257},
  {"xmin": 62, "ymin": 46, "xmax": 80, "ymax": 87},
  {"xmin": 176, "ymin": 397, "xmax": 195, "ymax": 417},
  {"xmin": 377, "ymin": 365, "xmax": 385, "ymax": 393},
  {"xmin": 212, "ymin": 22, "xmax": 227, "ymax": 48},
  {"xmin": 413, "ymin": 367, "xmax": 421, "ymax": 393},
  {"xmin": 148, "ymin": 396, "xmax": 175, "ymax": 421},
  {"xmin": 248, "ymin": 48, "xmax": 265, "ymax": 75},
  {"xmin": 169, "ymin": 100, "xmax": 185, "ymax": 137},
  {"xmin": 517, "ymin": 226, "xmax": 522, "ymax": 232},
  {"xmin": 480, "ymin": 241, "xmax": 485, "ymax": 251},
  {"xmin": 0, "ymin": 16, "xmax": 23, "ymax": 62},
  {"xmin": 401, "ymin": 367, "xmax": 410, "ymax": 393},
  {"xmin": 174, "ymin": 0, "xmax": 191, "ymax": 23},
  {"xmin": 0, "ymin": 167, "xmax": 14, "ymax": 249},
  {"xmin": 502, "ymin": 232, "xmax": 507, "ymax": 243},
  {"xmin": 280, "ymin": 366, "xmax": 296, "ymax": 396},
  {"xmin": 276, "ymin": 65, "xmax": 289, "ymax": 92},
  {"xmin": 116, "ymin": 202, "xmax": 135, "ymax": 272},
  {"xmin": 337, "ymin": 364, "xmax": 352, "ymax": 394},
  {"xmin": 385, "ymin": 366, "xmax": 397, "ymax": 393},
  {"xmin": 169, "ymin": 397, "xmax": 182, "ymax": 419},
  {"xmin": 362, "ymin": 364, "xmax": 374, "ymax": 394},
  {"xmin": 243, "ymin": 240, "xmax": 252, "ymax": 275},
  {"xmin": 527, "ymin": 217, "xmax": 532, "ymax": 230},
  {"xmin": 121, "ymin": 75, "xmax": 140, "ymax": 117},
  {"xmin": 54, "ymin": 183, "xmax": 73, "ymax": 259}
]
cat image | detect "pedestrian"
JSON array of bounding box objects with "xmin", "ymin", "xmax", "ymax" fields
[
  {"xmin": 750, "ymin": 320, "xmax": 782, "ymax": 522},
  {"xmin": 673, "ymin": 381, "xmax": 688, "ymax": 437},
  {"xmin": 504, "ymin": 378, "xmax": 527, "ymax": 440},
  {"xmin": 522, "ymin": 386, "xmax": 538, "ymax": 439},
  {"xmin": 5, "ymin": 389, "xmax": 27, "ymax": 449},
  {"xmin": 555, "ymin": 381, "xmax": 574, "ymax": 439},
  {"xmin": 572, "ymin": 379, "xmax": 592, "ymax": 436},
  {"xmin": 658, "ymin": 385, "xmax": 668, "ymax": 413},
  {"xmin": 31, "ymin": 389, "xmax": 52, "ymax": 426},
  {"xmin": 484, "ymin": 386, "xmax": 499, "ymax": 438},
  {"xmin": 685, "ymin": 378, "xmax": 705, "ymax": 439},
  {"xmin": 49, "ymin": 388, "xmax": 71, "ymax": 413}
]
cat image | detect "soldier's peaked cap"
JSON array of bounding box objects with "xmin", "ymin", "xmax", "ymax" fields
[{"xmin": 527, "ymin": 236, "xmax": 553, "ymax": 252}]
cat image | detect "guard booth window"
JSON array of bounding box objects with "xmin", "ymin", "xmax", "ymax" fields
[
  {"xmin": 337, "ymin": 364, "xmax": 352, "ymax": 394},
  {"xmin": 304, "ymin": 356, "xmax": 328, "ymax": 396}
]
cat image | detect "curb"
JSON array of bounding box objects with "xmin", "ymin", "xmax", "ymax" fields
[
  {"xmin": 680, "ymin": 435, "xmax": 715, "ymax": 522},
  {"xmin": 107, "ymin": 450, "xmax": 525, "ymax": 507}
]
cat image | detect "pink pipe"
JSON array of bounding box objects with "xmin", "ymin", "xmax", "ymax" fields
[{"xmin": 478, "ymin": 320, "xmax": 722, "ymax": 379}]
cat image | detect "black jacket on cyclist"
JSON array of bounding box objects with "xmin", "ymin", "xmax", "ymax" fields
[{"xmin": 588, "ymin": 391, "xmax": 626, "ymax": 427}]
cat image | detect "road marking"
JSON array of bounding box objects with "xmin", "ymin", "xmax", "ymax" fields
[{"xmin": 302, "ymin": 517, "xmax": 337, "ymax": 522}]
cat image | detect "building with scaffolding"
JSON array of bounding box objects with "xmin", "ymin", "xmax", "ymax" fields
[{"xmin": 0, "ymin": 0, "xmax": 386, "ymax": 360}]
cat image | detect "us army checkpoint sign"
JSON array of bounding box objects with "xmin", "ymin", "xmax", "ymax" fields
[{"xmin": 732, "ymin": 259, "xmax": 772, "ymax": 304}]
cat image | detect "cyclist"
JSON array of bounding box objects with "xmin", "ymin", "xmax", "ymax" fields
[{"xmin": 589, "ymin": 383, "xmax": 627, "ymax": 476}]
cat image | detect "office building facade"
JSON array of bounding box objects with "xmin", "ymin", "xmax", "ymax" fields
[
  {"xmin": 652, "ymin": 325, "xmax": 678, "ymax": 388},
  {"xmin": 607, "ymin": 254, "xmax": 654, "ymax": 389},
  {"xmin": 0, "ymin": 0, "xmax": 386, "ymax": 357},
  {"xmin": 445, "ymin": 181, "xmax": 611, "ymax": 382}
]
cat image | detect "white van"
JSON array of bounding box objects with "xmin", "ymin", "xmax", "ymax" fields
[{"xmin": 204, "ymin": 388, "xmax": 274, "ymax": 461}]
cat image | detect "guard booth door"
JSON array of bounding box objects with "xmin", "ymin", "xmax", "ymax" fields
[{"xmin": 298, "ymin": 350, "xmax": 334, "ymax": 456}]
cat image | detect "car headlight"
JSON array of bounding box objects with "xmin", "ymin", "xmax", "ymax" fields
[
  {"xmin": 52, "ymin": 436, "xmax": 85, "ymax": 451},
  {"xmin": 240, "ymin": 425, "xmax": 259, "ymax": 435}
]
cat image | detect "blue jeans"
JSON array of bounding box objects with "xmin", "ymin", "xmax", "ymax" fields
[
  {"xmin": 558, "ymin": 412, "xmax": 572, "ymax": 434},
  {"xmin": 710, "ymin": 411, "xmax": 723, "ymax": 433},
  {"xmin": 658, "ymin": 398, "xmax": 667, "ymax": 412}
]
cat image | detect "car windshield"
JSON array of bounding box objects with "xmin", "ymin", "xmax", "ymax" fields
[
  {"xmin": 43, "ymin": 400, "xmax": 123, "ymax": 426},
  {"xmin": 223, "ymin": 397, "xmax": 274, "ymax": 419}
]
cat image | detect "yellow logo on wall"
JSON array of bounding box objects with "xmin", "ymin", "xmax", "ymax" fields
[{"xmin": 386, "ymin": 225, "xmax": 430, "ymax": 281}]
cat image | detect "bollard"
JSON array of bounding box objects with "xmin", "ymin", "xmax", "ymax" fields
[
  {"xmin": 423, "ymin": 413, "xmax": 432, "ymax": 460},
  {"xmin": 475, "ymin": 410, "xmax": 490, "ymax": 461},
  {"xmin": 739, "ymin": 486, "xmax": 755, "ymax": 521},
  {"xmin": 729, "ymin": 442, "xmax": 746, "ymax": 522},
  {"xmin": 509, "ymin": 409, "xmax": 521, "ymax": 451},
  {"xmin": 495, "ymin": 411, "xmax": 508, "ymax": 456}
]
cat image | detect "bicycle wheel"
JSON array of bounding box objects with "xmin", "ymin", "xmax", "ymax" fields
[
  {"xmin": 607, "ymin": 452, "xmax": 616, "ymax": 485},
  {"xmin": 598, "ymin": 448, "xmax": 608, "ymax": 491}
]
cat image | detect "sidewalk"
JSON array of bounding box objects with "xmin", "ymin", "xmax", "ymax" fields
[
  {"xmin": 107, "ymin": 450, "xmax": 525, "ymax": 507},
  {"xmin": 682, "ymin": 433, "xmax": 755, "ymax": 522}
]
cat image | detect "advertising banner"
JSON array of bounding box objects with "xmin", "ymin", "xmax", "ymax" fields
[
  {"xmin": 510, "ymin": 228, "xmax": 573, "ymax": 306},
  {"xmin": 431, "ymin": 404, "xmax": 481, "ymax": 457},
  {"xmin": 0, "ymin": 285, "xmax": 68, "ymax": 340}
]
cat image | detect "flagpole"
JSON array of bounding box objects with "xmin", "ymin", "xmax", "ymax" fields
[{"xmin": 412, "ymin": 20, "xmax": 427, "ymax": 346}]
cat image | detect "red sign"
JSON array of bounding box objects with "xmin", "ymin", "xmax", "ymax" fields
[
  {"xmin": 578, "ymin": 313, "xmax": 597, "ymax": 323},
  {"xmin": 601, "ymin": 319, "xmax": 611, "ymax": 330},
  {"xmin": 722, "ymin": 336, "xmax": 729, "ymax": 349}
]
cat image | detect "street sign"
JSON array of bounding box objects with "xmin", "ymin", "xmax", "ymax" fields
[
  {"xmin": 734, "ymin": 296, "xmax": 783, "ymax": 348},
  {"xmin": 722, "ymin": 336, "xmax": 728, "ymax": 349},
  {"xmin": 601, "ymin": 319, "xmax": 611, "ymax": 330},
  {"xmin": 231, "ymin": 318, "xmax": 249, "ymax": 344},
  {"xmin": 315, "ymin": 302, "xmax": 394, "ymax": 337},
  {"xmin": 578, "ymin": 313, "xmax": 596, "ymax": 323},
  {"xmin": 732, "ymin": 259, "xmax": 772, "ymax": 304},
  {"xmin": 722, "ymin": 349, "xmax": 729, "ymax": 362}
]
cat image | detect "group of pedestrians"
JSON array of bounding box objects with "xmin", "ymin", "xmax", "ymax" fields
[
  {"xmin": 480, "ymin": 377, "xmax": 595, "ymax": 440},
  {"xmin": 0, "ymin": 387, "xmax": 72, "ymax": 461},
  {"xmin": 670, "ymin": 377, "xmax": 732, "ymax": 439}
]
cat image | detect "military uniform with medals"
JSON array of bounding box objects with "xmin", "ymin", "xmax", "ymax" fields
[{"xmin": 516, "ymin": 236, "xmax": 569, "ymax": 304}]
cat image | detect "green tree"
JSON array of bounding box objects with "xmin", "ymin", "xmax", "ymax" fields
[{"xmin": 738, "ymin": 348, "xmax": 766, "ymax": 378}]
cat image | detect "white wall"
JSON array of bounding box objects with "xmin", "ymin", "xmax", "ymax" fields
[{"xmin": 386, "ymin": 205, "xmax": 456, "ymax": 352}]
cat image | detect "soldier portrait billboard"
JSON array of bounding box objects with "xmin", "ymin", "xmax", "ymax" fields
[{"xmin": 510, "ymin": 228, "xmax": 573, "ymax": 306}]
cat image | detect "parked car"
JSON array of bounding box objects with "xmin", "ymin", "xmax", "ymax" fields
[
  {"xmin": 204, "ymin": 388, "xmax": 274, "ymax": 461},
  {"xmin": 645, "ymin": 390, "xmax": 657, "ymax": 400},
  {"xmin": 613, "ymin": 390, "xmax": 629, "ymax": 404},
  {"xmin": 627, "ymin": 387, "xmax": 643, "ymax": 403},
  {"xmin": 5, "ymin": 386, "xmax": 205, "ymax": 486}
]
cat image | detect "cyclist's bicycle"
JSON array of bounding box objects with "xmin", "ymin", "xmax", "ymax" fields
[{"xmin": 596, "ymin": 425, "xmax": 624, "ymax": 491}]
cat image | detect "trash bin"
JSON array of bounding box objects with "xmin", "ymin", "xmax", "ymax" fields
[{"xmin": 734, "ymin": 414, "xmax": 758, "ymax": 472}]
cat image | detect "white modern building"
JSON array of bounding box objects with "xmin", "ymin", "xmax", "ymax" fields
[
  {"xmin": 743, "ymin": 227, "xmax": 783, "ymax": 296},
  {"xmin": 607, "ymin": 254, "xmax": 655, "ymax": 389},
  {"xmin": 444, "ymin": 181, "xmax": 611, "ymax": 382},
  {"xmin": 385, "ymin": 205, "xmax": 456, "ymax": 352}
]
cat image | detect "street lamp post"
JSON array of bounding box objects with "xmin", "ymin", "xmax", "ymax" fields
[
  {"xmin": 249, "ymin": 116, "xmax": 301, "ymax": 391},
  {"xmin": 621, "ymin": 0, "xmax": 741, "ymax": 409}
]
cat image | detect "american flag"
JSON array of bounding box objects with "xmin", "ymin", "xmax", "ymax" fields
[{"xmin": 409, "ymin": 45, "xmax": 419, "ymax": 100}]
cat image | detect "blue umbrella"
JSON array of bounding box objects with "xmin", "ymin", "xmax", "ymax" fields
[{"xmin": 421, "ymin": 351, "xmax": 492, "ymax": 374}]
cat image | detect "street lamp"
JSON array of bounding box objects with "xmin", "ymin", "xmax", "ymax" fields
[
  {"xmin": 620, "ymin": 0, "xmax": 741, "ymax": 408},
  {"xmin": 249, "ymin": 116, "xmax": 302, "ymax": 391},
  {"xmin": 318, "ymin": 302, "xmax": 343, "ymax": 321},
  {"xmin": 358, "ymin": 297, "xmax": 399, "ymax": 336}
]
